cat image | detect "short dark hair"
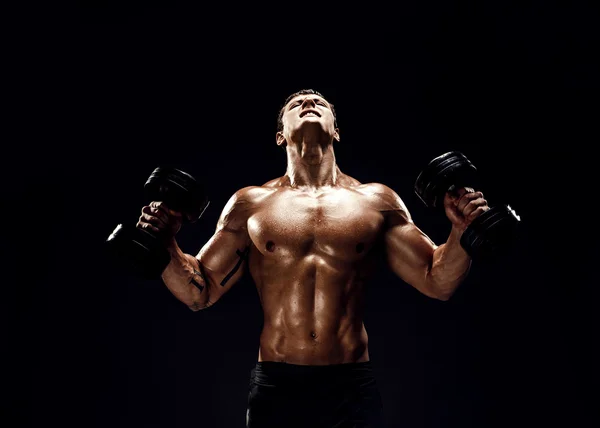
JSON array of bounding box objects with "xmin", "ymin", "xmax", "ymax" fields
[{"xmin": 276, "ymin": 89, "xmax": 338, "ymax": 132}]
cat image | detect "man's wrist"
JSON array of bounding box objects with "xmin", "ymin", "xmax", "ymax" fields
[
  {"xmin": 449, "ymin": 223, "xmax": 466, "ymax": 239},
  {"xmin": 164, "ymin": 236, "xmax": 179, "ymax": 253}
]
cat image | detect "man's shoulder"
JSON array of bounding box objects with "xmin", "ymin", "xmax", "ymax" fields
[
  {"xmin": 353, "ymin": 182, "xmax": 410, "ymax": 214},
  {"xmin": 338, "ymin": 173, "xmax": 394, "ymax": 195},
  {"xmin": 227, "ymin": 179, "xmax": 284, "ymax": 207},
  {"xmin": 353, "ymin": 182, "xmax": 398, "ymax": 198},
  {"xmin": 261, "ymin": 177, "xmax": 285, "ymax": 188},
  {"xmin": 219, "ymin": 184, "xmax": 276, "ymax": 225},
  {"xmin": 229, "ymin": 184, "xmax": 276, "ymax": 204}
]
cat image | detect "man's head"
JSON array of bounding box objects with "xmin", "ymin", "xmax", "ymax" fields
[
  {"xmin": 277, "ymin": 89, "xmax": 338, "ymax": 132},
  {"xmin": 276, "ymin": 89, "xmax": 339, "ymax": 150}
]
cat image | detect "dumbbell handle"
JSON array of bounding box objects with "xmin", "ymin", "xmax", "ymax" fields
[
  {"xmin": 105, "ymin": 166, "xmax": 209, "ymax": 279},
  {"xmin": 414, "ymin": 151, "xmax": 521, "ymax": 258}
]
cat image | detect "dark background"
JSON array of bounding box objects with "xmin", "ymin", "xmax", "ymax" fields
[{"xmin": 8, "ymin": 1, "xmax": 597, "ymax": 427}]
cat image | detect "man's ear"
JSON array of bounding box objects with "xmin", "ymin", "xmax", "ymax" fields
[
  {"xmin": 334, "ymin": 128, "xmax": 340, "ymax": 143},
  {"xmin": 276, "ymin": 131, "xmax": 287, "ymax": 147}
]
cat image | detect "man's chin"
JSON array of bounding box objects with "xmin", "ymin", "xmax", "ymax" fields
[{"xmin": 293, "ymin": 121, "xmax": 330, "ymax": 138}]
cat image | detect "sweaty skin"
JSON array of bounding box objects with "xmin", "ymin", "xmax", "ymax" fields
[
  {"xmin": 138, "ymin": 92, "xmax": 488, "ymax": 366},
  {"xmin": 246, "ymin": 176, "xmax": 405, "ymax": 365}
]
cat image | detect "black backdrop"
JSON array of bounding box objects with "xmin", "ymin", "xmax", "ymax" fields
[{"xmin": 7, "ymin": 2, "xmax": 597, "ymax": 427}]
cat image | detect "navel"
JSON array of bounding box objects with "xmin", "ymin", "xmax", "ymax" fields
[
  {"xmin": 266, "ymin": 240, "xmax": 275, "ymax": 252},
  {"xmin": 356, "ymin": 242, "xmax": 365, "ymax": 253}
]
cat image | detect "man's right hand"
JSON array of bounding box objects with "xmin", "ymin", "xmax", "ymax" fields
[{"xmin": 136, "ymin": 201, "xmax": 184, "ymax": 240}]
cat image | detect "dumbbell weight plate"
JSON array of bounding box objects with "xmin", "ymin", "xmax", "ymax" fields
[
  {"xmin": 144, "ymin": 167, "xmax": 210, "ymax": 223},
  {"xmin": 460, "ymin": 205, "xmax": 521, "ymax": 258},
  {"xmin": 414, "ymin": 151, "xmax": 478, "ymax": 209},
  {"xmin": 105, "ymin": 223, "xmax": 172, "ymax": 279},
  {"xmin": 105, "ymin": 166, "xmax": 210, "ymax": 280}
]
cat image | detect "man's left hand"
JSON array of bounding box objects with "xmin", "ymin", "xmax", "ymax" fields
[{"xmin": 443, "ymin": 187, "xmax": 490, "ymax": 232}]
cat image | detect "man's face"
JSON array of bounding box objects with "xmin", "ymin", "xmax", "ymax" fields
[{"xmin": 279, "ymin": 94, "xmax": 338, "ymax": 144}]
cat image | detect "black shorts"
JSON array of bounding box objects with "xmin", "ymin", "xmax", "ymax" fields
[{"xmin": 246, "ymin": 361, "xmax": 385, "ymax": 428}]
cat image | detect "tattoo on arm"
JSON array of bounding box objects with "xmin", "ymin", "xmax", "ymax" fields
[
  {"xmin": 190, "ymin": 275, "xmax": 204, "ymax": 292},
  {"xmin": 189, "ymin": 261, "xmax": 206, "ymax": 292},
  {"xmin": 220, "ymin": 246, "xmax": 250, "ymax": 286}
]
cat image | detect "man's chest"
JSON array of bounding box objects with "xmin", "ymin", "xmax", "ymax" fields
[{"xmin": 247, "ymin": 190, "xmax": 385, "ymax": 256}]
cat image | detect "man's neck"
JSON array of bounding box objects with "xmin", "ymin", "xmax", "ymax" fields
[{"xmin": 284, "ymin": 141, "xmax": 338, "ymax": 190}]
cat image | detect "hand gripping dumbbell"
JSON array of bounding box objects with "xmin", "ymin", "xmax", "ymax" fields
[
  {"xmin": 414, "ymin": 151, "xmax": 521, "ymax": 259},
  {"xmin": 105, "ymin": 166, "xmax": 210, "ymax": 279}
]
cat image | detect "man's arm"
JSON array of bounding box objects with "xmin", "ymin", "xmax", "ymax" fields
[
  {"xmin": 160, "ymin": 186, "xmax": 257, "ymax": 311},
  {"xmin": 370, "ymin": 183, "xmax": 473, "ymax": 301}
]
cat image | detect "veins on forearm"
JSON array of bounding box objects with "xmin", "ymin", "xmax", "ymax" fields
[{"xmin": 430, "ymin": 245, "xmax": 470, "ymax": 286}]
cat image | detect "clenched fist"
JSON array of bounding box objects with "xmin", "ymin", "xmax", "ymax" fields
[
  {"xmin": 443, "ymin": 186, "xmax": 490, "ymax": 232},
  {"xmin": 136, "ymin": 201, "xmax": 184, "ymax": 241}
]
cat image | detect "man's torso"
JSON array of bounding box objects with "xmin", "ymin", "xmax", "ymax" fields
[{"xmin": 240, "ymin": 175, "xmax": 402, "ymax": 365}]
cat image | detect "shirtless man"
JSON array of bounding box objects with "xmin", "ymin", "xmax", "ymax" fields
[{"xmin": 136, "ymin": 89, "xmax": 489, "ymax": 427}]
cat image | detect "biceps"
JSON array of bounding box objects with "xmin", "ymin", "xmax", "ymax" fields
[
  {"xmin": 196, "ymin": 228, "xmax": 251, "ymax": 295},
  {"xmin": 384, "ymin": 223, "xmax": 437, "ymax": 288}
]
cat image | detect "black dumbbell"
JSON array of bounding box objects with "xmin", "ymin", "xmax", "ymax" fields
[
  {"xmin": 414, "ymin": 151, "xmax": 521, "ymax": 259},
  {"xmin": 105, "ymin": 166, "xmax": 210, "ymax": 279}
]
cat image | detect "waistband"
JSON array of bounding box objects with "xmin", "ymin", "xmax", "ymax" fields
[{"xmin": 251, "ymin": 361, "xmax": 376, "ymax": 389}]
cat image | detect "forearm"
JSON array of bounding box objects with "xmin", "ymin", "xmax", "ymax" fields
[
  {"xmin": 161, "ymin": 238, "xmax": 211, "ymax": 311},
  {"xmin": 428, "ymin": 226, "xmax": 471, "ymax": 300}
]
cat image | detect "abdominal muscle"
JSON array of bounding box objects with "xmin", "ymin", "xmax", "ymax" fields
[{"xmin": 253, "ymin": 255, "xmax": 371, "ymax": 366}]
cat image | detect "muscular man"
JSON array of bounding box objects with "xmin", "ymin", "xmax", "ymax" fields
[{"xmin": 136, "ymin": 89, "xmax": 489, "ymax": 427}]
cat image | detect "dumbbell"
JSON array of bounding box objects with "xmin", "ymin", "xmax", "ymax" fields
[
  {"xmin": 105, "ymin": 166, "xmax": 210, "ymax": 279},
  {"xmin": 414, "ymin": 151, "xmax": 521, "ymax": 259}
]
